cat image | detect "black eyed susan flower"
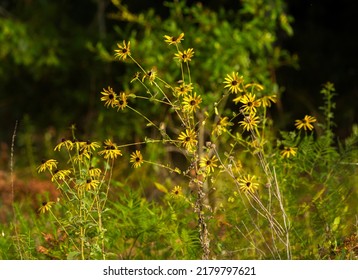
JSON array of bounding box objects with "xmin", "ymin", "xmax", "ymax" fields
[
  {"xmin": 238, "ymin": 175, "xmax": 259, "ymax": 193},
  {"xmin": 38, "ymin": 201, "xmax": 55, "ymax": 214},
  {"xmin": 51, "ymin": 169, "xmax": 71, "ymax": 182},
  {"xmin": 114, "ymin": 40, "xmax": 131, "ymax": 60},
  {"xmin": 178, "ymin": 128, "xmax": 198, "ymax": 151},
  {"xmin": 98, "ymin": 139, "xmax": 122, "ymax": 160},
  {"xmin": 163, "ymin": 33, "xmax": 184, "ymax": 45},
  {"xmin": 239, "ymin": 114, "xmax": 260, "ymax": 131},
  {"xmin": 88, "ymin": 167, "xmax": 102, "ymax": 179},
  {"xmin": 224, "ymin": 72, "xmax": 244, "ymax": 94},
  {"xmin": 37, "ymin": 159, "xmax": 58, "ymax": 173},
  {"xmin": 239, "ymin": 93, "xmax": 261, "ymax": 113},
  {"xmin": 170, "ymin": 185, "xmax": 183, "ymax": 198},
  {"xmin": 101, "ymin": 86, "xmax": 118, "ymax": 108},
  {"xmin": 130, "ymin": 150, "xmax": 144, "ymax": 168},
  {"xmin": 81, "ymin": 178, "xmax": 100, "ymax": 191},
  {"xmin": 280, "ymin": 146, "xmax": 298, "ymax": 158},
  {"xmin": 142, "ymin": 67, "xmax": 157, "ymax": 84},
  {"xmin": 80, "ymin": 140, "xmax": 100, "ymax": 154},
  {"xmin": 182, "ymin": 92, "xmax": 202, "ymax": 113},
  {"xmin": 117, "ymin": 92, "xmax": 128, "ymax": 110},
  {"xmin": 54, "ymin": 138, "xmax": 74, "ymax": 151},
  {"xmin": 199, "ymin": 155, "xmax": 219, "ymax": 173},
  {"xmin": 259, "ymin": 94, "xmax": 277, "ymax": 108},
  {"xmin": 174, "ymin": 82, "xmax": 193, "ymax": 97},
  {"xmin": 175, "ymin": 48, "xmax": 195, "ymax": 63},
  {"xmin": 212, "ymin": 116, "xmax": 233, "ymax": 136},
  {"xmin": 295, "ymin": 115, "xmax": 317, "ymax": 131}
]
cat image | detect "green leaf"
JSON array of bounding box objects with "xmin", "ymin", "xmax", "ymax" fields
[{"xmin": 154, "ymin": 182, "xmax": 168, "ymax": 193}]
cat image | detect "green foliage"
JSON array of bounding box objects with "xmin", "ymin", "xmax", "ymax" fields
[{"xmin": 1, "ymin": 1, "xmax": 357, "ymax": 261}]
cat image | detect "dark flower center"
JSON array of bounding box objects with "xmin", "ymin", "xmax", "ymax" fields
[
  {"xmin": 232, "ymin": 80, "xmax": 238, "ymax": 86},
  {"xmin": 185, "ymin": 137, "xmax": 191, "ymax": 142}
]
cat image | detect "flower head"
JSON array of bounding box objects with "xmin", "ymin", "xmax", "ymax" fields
[
  {"xmin": 295, "ymin": 115, "xmax": 317, "ymax": 131},
  {"xmin": 178, "ymin": 128, "xmax": 198, "ymax": 152},
  {"xmin": 239, "ymin": 93, "xmax": 261, "ymax": 113},
  {"xmin": 182, "ymin": 92, "xmax": 202, "ymax": 113},
  {"xmin": 175, "ymin": 48, "xmax": 194, "ymax": 63},
  {"xmin": 212, "ymin": 116, "xmax": 233, "ymax": 136},
  {"xmin": 164, "ymin": 33, "xmax": 184, "ymax": 45},
  {"xmin": 259, "ymin": 95, "xmax": 277, "ymax": 108},
  {"xmin": 101, "ymin": 86, "xmax": 118, "ymax": 108},
  {"xmin": 81, "ymin": 178, "xmax": 100, "ymax": 191},
  {"xmin": 239, "ymin": 114, "xmax": 260, "ymax": 131},
  {"xmin": 51, "ymin": 169, "xmax": 71, "ymax": 182},
  {"xmin": 199, "ymin": 155, "xmax": 219, "ymax": 173},
  {"xmin": 280, "ymin": 146, "xmax": 297, "ymax": 158},
  {"xmin": 174, "ymin": 82, "xmax": 193, "ymax": 97},
  {"xmin": 80, "ymin": 140, "xmax": 100, "ymax": 155},
  {"xmin": 224, "ymin": 72, "xmax": 244, "ymax": 94},
  {"xmin": 142, "ymin": 67, "xmax": 157, "ymax": 84},
  {"xmin": 117, "ymin": 92, "xmax": 128, "ymax": 110},
  {"xmin": 37, "ymin": 159, "xmax": 58, "ymax": 173},
  {"xmin": 38, "ymin": 201, "xmax": 55, "ymax": 214},
  {"xmin": 170, "ymin": 185, "xmax": 183, "ymax": 199},
  {"xmin": 54, "ymin": 138, "xmax": 74, "ymax": 151},
  {"xmin": 130, "ymin": 150, "xmax": 144, "ymax": 168},
  {"xmin": 238, "ymin": 175, "xmax": 259, "ymax": 194},
  {"xmin": 98, "ymin": 139, "xmax": 122, "ymax": 160},
  {"xmin": 88, "ymin": 167, "xmax": 102, "ymax": 179},
  {"xmin": 114, "ymin": 40, "xmax": 131, "ymax": 60}
]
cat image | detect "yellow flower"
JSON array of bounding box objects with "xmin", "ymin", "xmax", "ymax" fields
[
  {"xmin": 238, "ymin": 175, "xmax": 259, "ymax": 193},
  {"xmin": 170, "ymin": 185, "xmax": 183, "ymax": 198},
  {"xmin": 239, "ymin": 114, "xmax": 260, "ymax": 131},
  {"xmin": 174, "ymin": 82, "xmax": 193, "ymax": 97},
  {"xmin": 117, "ymin": 92, "xmax": 128, "ymax": 110},
  {"xmin": 212, "ymin": 116, "xmax": 233, "ymax": 136},
  {"xmin": 182, "ymin": 92, "xmax": 202, "ymax": 113},
  {"xmin": 98, "ymin": 139, "xmax": 122, "ymax": 160},
  {"xmin": 199, "ymin": 155, "xmax": 218, "ymax": 173},
  {"xmin": 80, "ymin": 140, "xmax": 100, "ymax": 155},
  {"xmin": 101, "ymin": 86, "xmax": 118, "ymax": 108},
  {"xmin": 239, "ymin": 93, "xmax": 261, "ymax": 113},
  {"xmin": 280, "ymin": 146, "xmax": 297, "ymax": 158},
  {"xmin": 88, "ymin": 167, "xmax": 102, "ymax": 179},
  {"xmin": 54, "ymin": 138, "xmax": 74, "ymax": 151},
  {"xmin": 81, "ymin": 179, "xmax": 100, "ymax": 191},
  {"xmin": 295, "ymin": 115, "xmax": 317, "ymax": 131},
  {"xmin": 114, "ymin": 40, "xmax": 131, "ymax": 60},
  {"xmin": 163, "ymin": 33, "xmax": 184, "ymax": 45},
  {"xmin": 130, "ymin": 150, "xmax": 144, "ymax": 168},
  {"xmin": 37, "ymin": 159, "xmax": 58, "ymax": 173},
  {"xmin": 178, "ymin": 128, "xmax": 198, "ymax": 151},
  {"xmin": 259, "ymin": 95, "xmax": 277, "ymax": 108},
  {"xmin": 51, "ymin": 169, "xmax": 71, "ymax": 182},
  {"xmin": 38, "ymin": 201, "xmax": 55, "ymax": 214},
  {"xmin": 224, "ymin": 72, "xmax": 244, "ymax": 94},
  {"xmin": 175, "ymin": 48, "xmax": 194, "ymax": 63},
  {"xmin": 142, "ymin": 67, "xmax": 157, "ymax": 84}
]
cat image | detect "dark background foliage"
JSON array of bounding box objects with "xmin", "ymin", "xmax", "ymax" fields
[{"xmin": 0, "ymin": 0, "xmax": 357, "ymax": 158}]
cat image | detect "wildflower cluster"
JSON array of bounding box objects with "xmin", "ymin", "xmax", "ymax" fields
[{"xmin": 35, "ymin": 32, "xmax": 352, "ymax": 261}]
